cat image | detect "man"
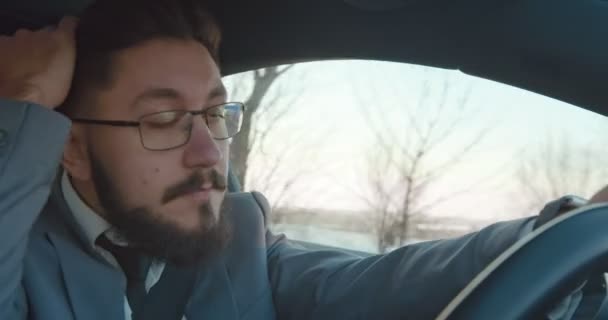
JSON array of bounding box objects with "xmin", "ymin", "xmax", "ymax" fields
[{"xmin": 0, "ymin": 0, "xmax": 601, "ymax": 319}]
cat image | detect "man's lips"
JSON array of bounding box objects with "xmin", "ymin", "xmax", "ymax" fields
[
  {"xmin": 185, "ymin": 187, "xmax": 212, "ymax": 202},
  {"xmin": 165, "ymin": 186, "xmax": 220, "ymax": 204}
]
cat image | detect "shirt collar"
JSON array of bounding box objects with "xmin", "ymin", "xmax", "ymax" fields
[
  {"xmin": 61, "ymin": 171, "xmax": 165, "ymax": 278},
  {"xmin": 61, "ymin": 171, "xmax": 122, "ymax": 248}
]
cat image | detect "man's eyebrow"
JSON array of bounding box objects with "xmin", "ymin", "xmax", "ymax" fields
[
  {"xmin": 209, "ymin": 83, "xmax": 228, "ymax": 101},
  {"xmin": 132, "ymin": 88, "xmax": 181, "ymax": 106},
  {"xmin": 131, "ymin": 84, "xmax": 227, "ymax": 108}
]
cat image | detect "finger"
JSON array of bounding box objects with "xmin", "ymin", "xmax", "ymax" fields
[
  {"xmin": 57, "ymin": 16, "xmax": 78, "ymax": 35},
  {"xmin": 14, "ymin": 28, "xmax": 32, "ymax": 37},
  {"xmin": 31, "ymin": 26, "xmax": 54, "ymax": 38}
]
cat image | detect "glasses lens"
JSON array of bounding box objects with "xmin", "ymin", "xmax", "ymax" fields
[
  {"xmin": 139, "ymin": 110, "xmax": 192, "ymax": 150},
  {"xmin": 138, "ymin": 103, "xmax": 244, "ymax": 150},
  {"xmin": 207, "ymin": 103, "xmax": 243, "ymax": 139}
]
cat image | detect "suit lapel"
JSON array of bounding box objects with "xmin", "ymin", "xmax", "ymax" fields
[
  {"xmin": 44, "ymin": 173, "xmax": 126, "ymax": 320},
  {"xmin": 48, "ymin": 232, "xmax": 126, "ymax": 320},
  {"xmin": 185, "ymin": 260, "xmax": 240, "ymax": 319}
]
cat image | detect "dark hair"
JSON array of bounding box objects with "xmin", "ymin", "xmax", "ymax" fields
[{"xmin": 60, "ymin": 0, "xmax": 221, "ymax": 116}]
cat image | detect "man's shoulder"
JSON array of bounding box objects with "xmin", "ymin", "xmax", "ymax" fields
[
  {"xmin": 224, "ymin": 192, "xmax": 269, "ymax": 224},
  {"xmin": 223, "ymin": 192, "xmax": 270, "ymax": 251},
  {"xmin": 28, "ymin": 179, "xmax": 82, "ymax": 256}
]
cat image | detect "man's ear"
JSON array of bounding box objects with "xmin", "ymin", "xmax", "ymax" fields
[{"xmin": 62, "ymin": 126, "xmax": 91, "ymax": 180}]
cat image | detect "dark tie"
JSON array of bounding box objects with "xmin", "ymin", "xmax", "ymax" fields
[
  {"xmin": 96, "ymin": 235, "xmax": 151, "ymax": 316},
  {"xmin": 96, "ymin": 235, "xmax": 199, "ymax": 320}
]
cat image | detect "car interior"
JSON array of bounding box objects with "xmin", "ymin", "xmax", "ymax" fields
[{"xmin": 2, "ymin": 0, "xmax": 607, "ymax": 319}]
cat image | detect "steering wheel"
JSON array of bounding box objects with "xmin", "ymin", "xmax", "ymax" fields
[{"xmin": 436, "ymin": 204, "xmax": 608, "ymax": 320}]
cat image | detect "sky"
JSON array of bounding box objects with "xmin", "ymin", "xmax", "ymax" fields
[{"xmin": 223, "ymin": 60, "xmax": 608, "ymax": 223}]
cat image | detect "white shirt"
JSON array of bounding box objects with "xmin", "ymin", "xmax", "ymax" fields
[{"xmin": 61, "ymin": 172, "xmax": 186, "ymax": 320}]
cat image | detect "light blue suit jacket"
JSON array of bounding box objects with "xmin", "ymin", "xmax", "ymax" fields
[{"xmin": 0, "ymin": 99, "xmax": 537, "ymax": 319}]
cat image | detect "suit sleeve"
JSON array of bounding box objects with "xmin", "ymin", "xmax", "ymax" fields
[
  {"xmin": 267, "ymin": 216, "xmax": 535, "ymax": 320},
  {"xmin": 0, "ymin": 99, "xmax": 70, "ymax": 318}
]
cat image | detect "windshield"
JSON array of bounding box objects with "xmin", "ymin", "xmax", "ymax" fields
[{"xmin": 224, "ymin": 60, "xmax": 607, "ymax": 253}]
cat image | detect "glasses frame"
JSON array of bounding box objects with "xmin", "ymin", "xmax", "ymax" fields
[{"xmin": 71, "ymin": 102, "xmax": 246, "ymax": 151}]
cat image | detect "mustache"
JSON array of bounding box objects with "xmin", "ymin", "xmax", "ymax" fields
[{"xmin": 162, "ymin": 170, "xmax": 227, "ymax": 205}]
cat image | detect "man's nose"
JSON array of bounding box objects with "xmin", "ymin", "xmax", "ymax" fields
[{"xmin": 182, "ymin": 117, "xmax": 222, "ymax": 168}]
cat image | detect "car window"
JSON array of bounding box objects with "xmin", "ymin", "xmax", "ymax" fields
[{"xmin": 223, "ymin": 60, "xmax": 608, "ymax": 253}]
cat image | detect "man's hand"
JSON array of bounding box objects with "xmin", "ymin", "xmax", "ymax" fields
[
  {"xmin": 0, "ymin": 16, "xmax": 77, "ymax": 109},
  {"xmin": 589, "ymin": 185, "xmax": 608, "ymax": 204}
]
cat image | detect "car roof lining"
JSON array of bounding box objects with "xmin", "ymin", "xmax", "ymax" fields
[{"xmin": 1, "ymin": 0, "xmax": 606, "ymax": 114}]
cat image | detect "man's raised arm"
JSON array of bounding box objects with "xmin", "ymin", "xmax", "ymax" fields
[{"xmin": 0, "ymin": 17, "xmax": 76, "ymax": 317}]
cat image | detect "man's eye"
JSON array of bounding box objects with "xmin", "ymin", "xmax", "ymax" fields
[
  {"xmin": 207, "ymin": 109, "xmax": 225, "ymax": 120},
  {"xmin": 144, "ymin": 112, "xmax": 183, "ymax": 128}
]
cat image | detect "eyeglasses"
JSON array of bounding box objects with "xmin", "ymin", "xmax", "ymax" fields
[{"xmin": 71, "ymin": 102, "xmax": 245, "ymax": 151}]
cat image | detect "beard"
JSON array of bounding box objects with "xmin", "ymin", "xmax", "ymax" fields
[{"xmin": 89, "ymin": 155, "xmax": 231, "ymax": 266}]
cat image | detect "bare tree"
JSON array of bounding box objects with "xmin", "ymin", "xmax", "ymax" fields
[
  {"xmin": 356, "ymin": 78, "xmax": 493, "ymax": 253},
  {"xmin": 516, "ymin": 133, "xmax": 606, "ymax": 213},
  {"xmin": 246, "ymin": 126, "xmax": 328, "ymax": 215},
  {"xmin": 227, "ymin": 65, "xmax": 330, "ymax": 224},
  {"xmin": 361, "ymin": 144, "xmax": 398, "ymax": 253},
  {"xmin": 229, "ymin": 65, "xmax": 295, "ymax": 188}
]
